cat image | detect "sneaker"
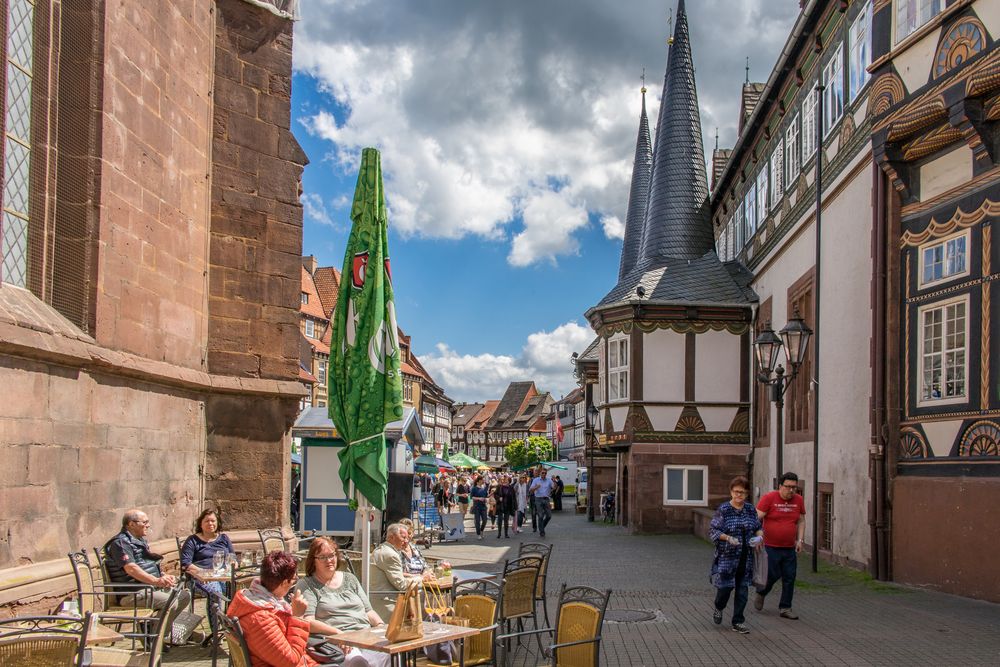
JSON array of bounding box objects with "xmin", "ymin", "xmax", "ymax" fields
[
  {"xmin": 753, "ymin": 592, "xmax": 764, "ymax": 611},
  {"xmin": 477, "ymin": 535, "xmax": 483, "ymax": 541},
  {"xmin": 731, "ymin": 623, "xmax": 750, "ymax": 634},
  {"xmin": 712, "ymin": 608, "xmax": 722, "ymax": 625},
  {"xmin": 779, "ymin": 608, "xmax": 799, "ymax": 620}
]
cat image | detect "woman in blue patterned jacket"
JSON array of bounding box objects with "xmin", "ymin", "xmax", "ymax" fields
[{"xmin": 709, "ymin": 476, "xmax": 763, "ymax": 634}]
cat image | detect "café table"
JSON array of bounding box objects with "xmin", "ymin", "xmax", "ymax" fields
[
  {"xmin": 329, "ymin": 621, "xmax": 481, "ymax": 667},
  {"xmin": 86, "ymin": 615, "xmax": 125, "ymax": 646},
  {"xmin": 435, "ymin": 568, "xmax": 499, "ymax": 590}
]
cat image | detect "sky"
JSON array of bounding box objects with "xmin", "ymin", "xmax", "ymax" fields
[{"xmin": 291, "ymin": 1, "xmax": 798, "ymax": 403}]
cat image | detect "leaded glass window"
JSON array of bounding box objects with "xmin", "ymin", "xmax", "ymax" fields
[{"xmin": 2, "ymin": 0, "xmax": 34, "ymax": 288}]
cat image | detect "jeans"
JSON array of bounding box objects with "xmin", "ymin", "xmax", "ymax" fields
[
  {"xmin": 757, "ymin": 546, "xmax": 797, "ymax": 609},
  {"xmin": 194, "ymin": 580, "xmax": 226, "ymax": 634},
  {"xmin": 472, "ymin": 503, "xmax": 488, "ymax": 536},
  {"xmin": 714, "ymin": 584, "xmax": 749, "ymax": 625},
  {"xmin": 533, "ymin": 497, "xmax": 552, "ymax": 534},
  {"xmin": 516, "ymin": 509, "xmax": 526, "ymax": 528}
]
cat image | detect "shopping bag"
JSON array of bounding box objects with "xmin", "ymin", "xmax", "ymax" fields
[
  {"xmin": 386, "ymin": 581, "xmax": 423, "ymax": 643},
  {"xmin": 752, "ymin": 548, "xmax": 769, "ymax": 589}
]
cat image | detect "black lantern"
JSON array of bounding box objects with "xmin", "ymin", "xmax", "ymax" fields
[
  {"xmin": 587, "ymin": 404, "xmax": 599, "ymax": 430},
  {"xmin": 753, "ymin": 322, "xmax": 783, "ymax": 375},
  {"xmin": 779, "ymin": 308, "xmax": 812, "ymax": 369}
]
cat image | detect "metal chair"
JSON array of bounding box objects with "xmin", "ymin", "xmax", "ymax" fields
[
  {"xmin": 208, "ymin": 564, "xmax": 258, "ymax": 667},
  {"xmin": 219, "ymin": 613, "xmax": 253, "ymax": 667},
  {"xmin": 67, "ymin": 550, "xmax": 155, "ymax": 637},
  {"xmin": 517, "ymin": 542, "xmax": 554, "ymax": 627},
  {"xmin": 0, "ymin": 613, "xmax": 91, "ymax": 667},
  {"xmin": 498, "ymin": 584, "xmax": 612, "ymax": 667},
  {"xmin": 87, "ymin": 587, "xmax": 179, "ymax": 667},
  {"xmin": 258, "ymin": 528, "xmax": 285, "ymax": 554},
  {"xmin": 174, "ymin": 535, "xmax": 208, "ymax": 614},
  {"xmin": 451, "ymin": 578, "xmax": 501, "ymax": 666},
  {"xmin": 494, "ymin": 556, "xmax": 543, "ymax": 664}
]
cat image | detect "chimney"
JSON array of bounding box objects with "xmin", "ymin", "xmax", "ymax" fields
[{"xmin": 301, "ymin": 255, "xmax": 318, "ymax": 275}]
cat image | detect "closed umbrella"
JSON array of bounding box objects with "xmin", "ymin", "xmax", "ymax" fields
[{"xmin": 328, "ymin": 147, "xmax": 403, "ymax": 592}]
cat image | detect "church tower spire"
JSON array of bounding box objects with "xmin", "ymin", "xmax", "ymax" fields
[
  {"xmin": 638, "ymin": 0, "xmax": 714, "ymax": 263},
  {"xmin": 618, "ymin": 84, "xmax": 653, "ymax": 280}
]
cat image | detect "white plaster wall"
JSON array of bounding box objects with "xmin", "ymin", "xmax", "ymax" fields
[
  {"xmin": 919, "ymin": 146, "xmax": 973, "ymax": 201},
  {"xmin": 609, "ymin": 406, "xmax": 629, "ymax": 432},
  {"xmin": 751, "ymin": 158, "xmax": 874, "ymax": 566},
  {"xmin": 701, "ymin": 406, "xmax": 738, "ymax": 432},
  {"xmin": 643, "ymin": 329, "xmax": 685, "ymax": 402},
  {"xmin": 893, "ymin": 26, "xmax": 940, "ymax": 93},
  {"xmin": 979, "ymin": 0, "xmax": 1000, "ymax": 36},
  {"xmin": 694, "ymin": 329, "xmax": 741, "ymax": 403},
  {"xmin": 647, "ymin": 406, "xmax": 683, "ymax": 432},
  {"xmin": 922, "ymin": 420, "xmax": 963, "ymax": 457}
]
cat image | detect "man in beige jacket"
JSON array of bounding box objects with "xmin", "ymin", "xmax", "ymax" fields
[{"xmin": 369, "ymin": 523, "xmax": 434, "ymax": 620}]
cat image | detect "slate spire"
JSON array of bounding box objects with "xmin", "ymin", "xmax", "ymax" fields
[
  {"xmin": 638, "ymin": 0, "xmax": 714, "ymax": 263},
  {"xmin": 618, "ymin": 85, "xmax": 653, "ymax": 280}
]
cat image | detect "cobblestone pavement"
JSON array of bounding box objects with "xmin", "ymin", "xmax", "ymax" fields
[{"xmin": 167, "ymin": 509, "xmax": 1000, "ymax": 666}]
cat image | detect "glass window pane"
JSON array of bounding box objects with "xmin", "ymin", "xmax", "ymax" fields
[
  {"xmin": 687, "ymin": 469, "xmax": 704, "ymax": 502},
  {"xmin": 666, "ymin": 469, "xmax": 684, "ymax": 501}
]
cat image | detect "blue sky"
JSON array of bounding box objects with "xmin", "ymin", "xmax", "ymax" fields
[{"xmin": 290, "ymin": 1, "xmax": 795, "ymax": 402}]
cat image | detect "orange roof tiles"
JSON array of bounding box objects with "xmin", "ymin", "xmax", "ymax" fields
[
  {"xmin": 300, "ymin": 266, "xmax": 329, "ymax": 320},
  {"xmin": 299, "ymin": 366, "xmax": 317, "ymax": 383},
  {"xmin": 468, "ymin": 400, "xmax": 500, "ymax": 429},
  {"xmin": 313, "ymin": 267, "xmax": 341, "ymax": 318}
]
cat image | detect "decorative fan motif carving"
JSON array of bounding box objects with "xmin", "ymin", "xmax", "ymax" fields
[
  {"xmin": 675, "ymin": 406, "xmax": 706, "ymax": 433},
  {"xmin": 959, "ymin": 420, "xmax": 1000, "ymax": 457},
  {"xmin": 869, "ymin": 72, "xmax": 906, "ymax": 117},
  {"xmin": 934, "ymin": 18, "xmax": 986, "ymax": 80},
  {"xmin": 728, "ymin": 409, "xmax": 749, "ymax": 434},
  {"xmin": 899, "ymin": 427, "xmax": 928, "ymax": 459},
  {"xmin": 625, "ymin": 406, "xmax": 653, "ymax": 433}
]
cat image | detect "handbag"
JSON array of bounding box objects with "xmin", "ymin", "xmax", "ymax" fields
[
  {"xmin": 386, "ymin": 580, "xmax": 423, "ymax": 643},
  {"xmin": 752, "ymin": 545, "xmax": 769, "ymax": 589}
]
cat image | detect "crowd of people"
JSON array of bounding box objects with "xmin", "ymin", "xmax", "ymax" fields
[{"xmin": 429, "ymin": 467, "xmax": 565, "ymax": 540}]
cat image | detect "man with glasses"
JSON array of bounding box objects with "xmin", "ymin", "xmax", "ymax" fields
[
  {"xmin": 754, "ymin": 473, "xmax": 806, "ymax": 619},
  {"xmin": 104, "ymin": 509, "xmax": 191, "ymax": 639}
]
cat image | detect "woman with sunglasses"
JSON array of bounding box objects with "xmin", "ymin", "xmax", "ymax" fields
[
  {"xmin": 227, "ymin": 551, "xmax": 317, "ymax": 666},
  {"xmin": 295, "ymin": 537, "xmax": 389, "ymax": 667},
  {"xmin": 709, "ymin": 476, "xmax": 763, "ymax": 635}
]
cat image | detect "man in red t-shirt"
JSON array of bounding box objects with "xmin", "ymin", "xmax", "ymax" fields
[{"xmin": 754, "ymin": 472, "xmax": 806, "ymax": 619}]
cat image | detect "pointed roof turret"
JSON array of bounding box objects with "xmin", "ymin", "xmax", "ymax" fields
[
  {"xmin": 638, "ymin": 0, "xmax": 714, "ymax": 264},
  {"xmin": 617, "ymin": 86, "xmax": 653, "ymax": 280}
]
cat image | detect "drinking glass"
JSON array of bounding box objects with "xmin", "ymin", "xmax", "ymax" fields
[
  {"xmin": 212, "ymin": 551, "xmax": 225, "ymax": 574},
  {"xmin": 226, "ymin": 552, "xmax": 238, "ymax": 571},
  {"xmin": 255, "ymin": 549, "xmax": 263, "ymax": 565},
  {"xmin": 241, "ymin": 551, "xmax": 251, "ymax": 567}
]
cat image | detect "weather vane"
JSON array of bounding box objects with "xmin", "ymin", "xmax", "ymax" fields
[
  {"xmin": 745, "ymin": 56, "xmax": 750, "ymax": 84},
  {"xmin": 667, "ymin": 8, "xmax": 674, "ymax": 46},
  {"xmin": 641, "ymin": 67, "xmax": 646, "ymax": 93}
]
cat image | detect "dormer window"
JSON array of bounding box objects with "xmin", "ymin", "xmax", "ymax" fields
[
  {"xmin": 305, "ymin": 319, "xmax": 315, "ymax": 338},
  {"xmin": 301, "ymin": 292, "xmax": 309, "ymax": 305}
]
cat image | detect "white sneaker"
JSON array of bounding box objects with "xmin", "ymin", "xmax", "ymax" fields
[{"xmin": 477, "ymin": 535, "xmax": 483, "ymax": 540}]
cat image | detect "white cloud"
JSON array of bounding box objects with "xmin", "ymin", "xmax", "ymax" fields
[
  {"xmin": 419, "ymin": 321, "xmax": 594, "ymax": 402},
  {"xmin": 508, "ymin": 191, "xmax": 589, "ymax": 267},
  {"xmin": 600, "ymin": 215, "xmax": 624, "ymax": 240},
  {"xmin": 302, "ymin": 193, "xmax": 335, "ymax": 227}
]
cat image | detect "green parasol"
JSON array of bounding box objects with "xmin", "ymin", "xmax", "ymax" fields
[
  {"xmin": 449, "ymin": 452, "xmax": 486, "ymax": 469},
  {"xmin": 328, "ymin": 148, "xmax": 403, "ymax": 511}
]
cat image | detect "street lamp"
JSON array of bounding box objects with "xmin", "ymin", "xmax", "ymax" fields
[
  {"xmin": 586, "ymin": 403, "xmax": 599, "ymax": 522},
  {"xmin": 754, "ymin": 309, "xmax": 813, "ymax": 487}
]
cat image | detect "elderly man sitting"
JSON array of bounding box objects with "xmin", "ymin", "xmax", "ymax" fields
[
  {"xmin": 368, "ymin": 523, "xmax": 435, "ymax": 621},
  {"xmin": 104, "ymin": 509, "xmax": 192, "ymax": 640}
]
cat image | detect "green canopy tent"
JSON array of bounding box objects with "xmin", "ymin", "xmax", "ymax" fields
[
  {"xmin": 327, "ymin": 148, "xmax": 403, "ymax": 592},
  {"xmin": 511, "ymin": 461, "xmax": 569, "ymax": 472},
  {"xmin": 449, "ymin": 452, "xmax": 487, "ymax": 469},
  {"xmin": 413, "ymin": 454, "xmax": 455, "ymax": 474}
]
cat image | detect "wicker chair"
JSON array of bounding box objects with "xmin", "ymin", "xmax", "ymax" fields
[
  {"xmin": 495, "ymin": 556, "xmax": 543, "ymax": 663},
  {"xmin": 451, "ymin": 578, "xmax": 501, "ymax": 666},
  {"xmin": 87, "ymin": 587, "xmax": 179, "ymax": 667},
  {"xmin": 68, "ymin": 550, "xmax": 155, "ymax": 637},
  {"xmin": 219, "ymin": 614, "xmax": 253, "ymax": 667},
  {"xmin": 258, "ymin": 528, "xmax": 285, "ymax": 554},
  {"xmin": 497, "ymin": 584, "xmax": 611, "ymax": 667},
  {"xmin": 0, "ymin": 613, "xmax": 91, "ymax": 667},
  {"xmin": 517, "ymin": 542, "xmax": 554, "ymax": 627}
]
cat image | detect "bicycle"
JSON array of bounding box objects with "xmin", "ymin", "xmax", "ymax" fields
[{"xmin": 601, "ymin": 491, "xmax": 615, "ymax": 523}]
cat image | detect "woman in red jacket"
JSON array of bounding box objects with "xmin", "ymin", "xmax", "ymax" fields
[{"xmin": 227, "ymin": 551, "xmax": 318, "ymax": 667}]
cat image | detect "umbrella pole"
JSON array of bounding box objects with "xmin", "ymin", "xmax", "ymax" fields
[{"xmin": 360, "ymin": 494, "xmax": 371, "ymax": 594}]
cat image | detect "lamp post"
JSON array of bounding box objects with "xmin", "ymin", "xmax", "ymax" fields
[
  {"xmin": 586, "ymin": 403, "xmax": 599, "ymax": 522},
  {"xmin": 753, "ymin": 309, "xmax": 813, "ymax": 488}
]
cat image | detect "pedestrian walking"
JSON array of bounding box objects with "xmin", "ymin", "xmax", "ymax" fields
[
  {"xmin": 528, "ymin": 468, "xmax": 555, "ymax": 538},
  {"xmin": 470, "ymin": 475, "xmax": 489, "ymax": 540},
  {"xmin": 494, "ymin": 475, "xmax": 516, "ymax": 538},
  {"xmin": 456, "ymin": 478, "xmax": 470, "ymax": 516},
  {"xmin": 527, "ymin": 471, "xmax": 537, "ymax": 532},
  {"xmin": 754, "ymin": 472, "xmax": 806, "ymax": 619},
  {"xmin": 709, "ymin": 476, "xmax": 763, "ymax": 634},
  {"xmin": 514, "ymin": 474, "xmax": 529, "ymax": 534},
  {"xmin": 486, "ymin": 485, "xmax": 497, "ymax": 529},
  {"xmin": 552, "ymin": 475, "xmax": 564, "ymax": 511}
]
